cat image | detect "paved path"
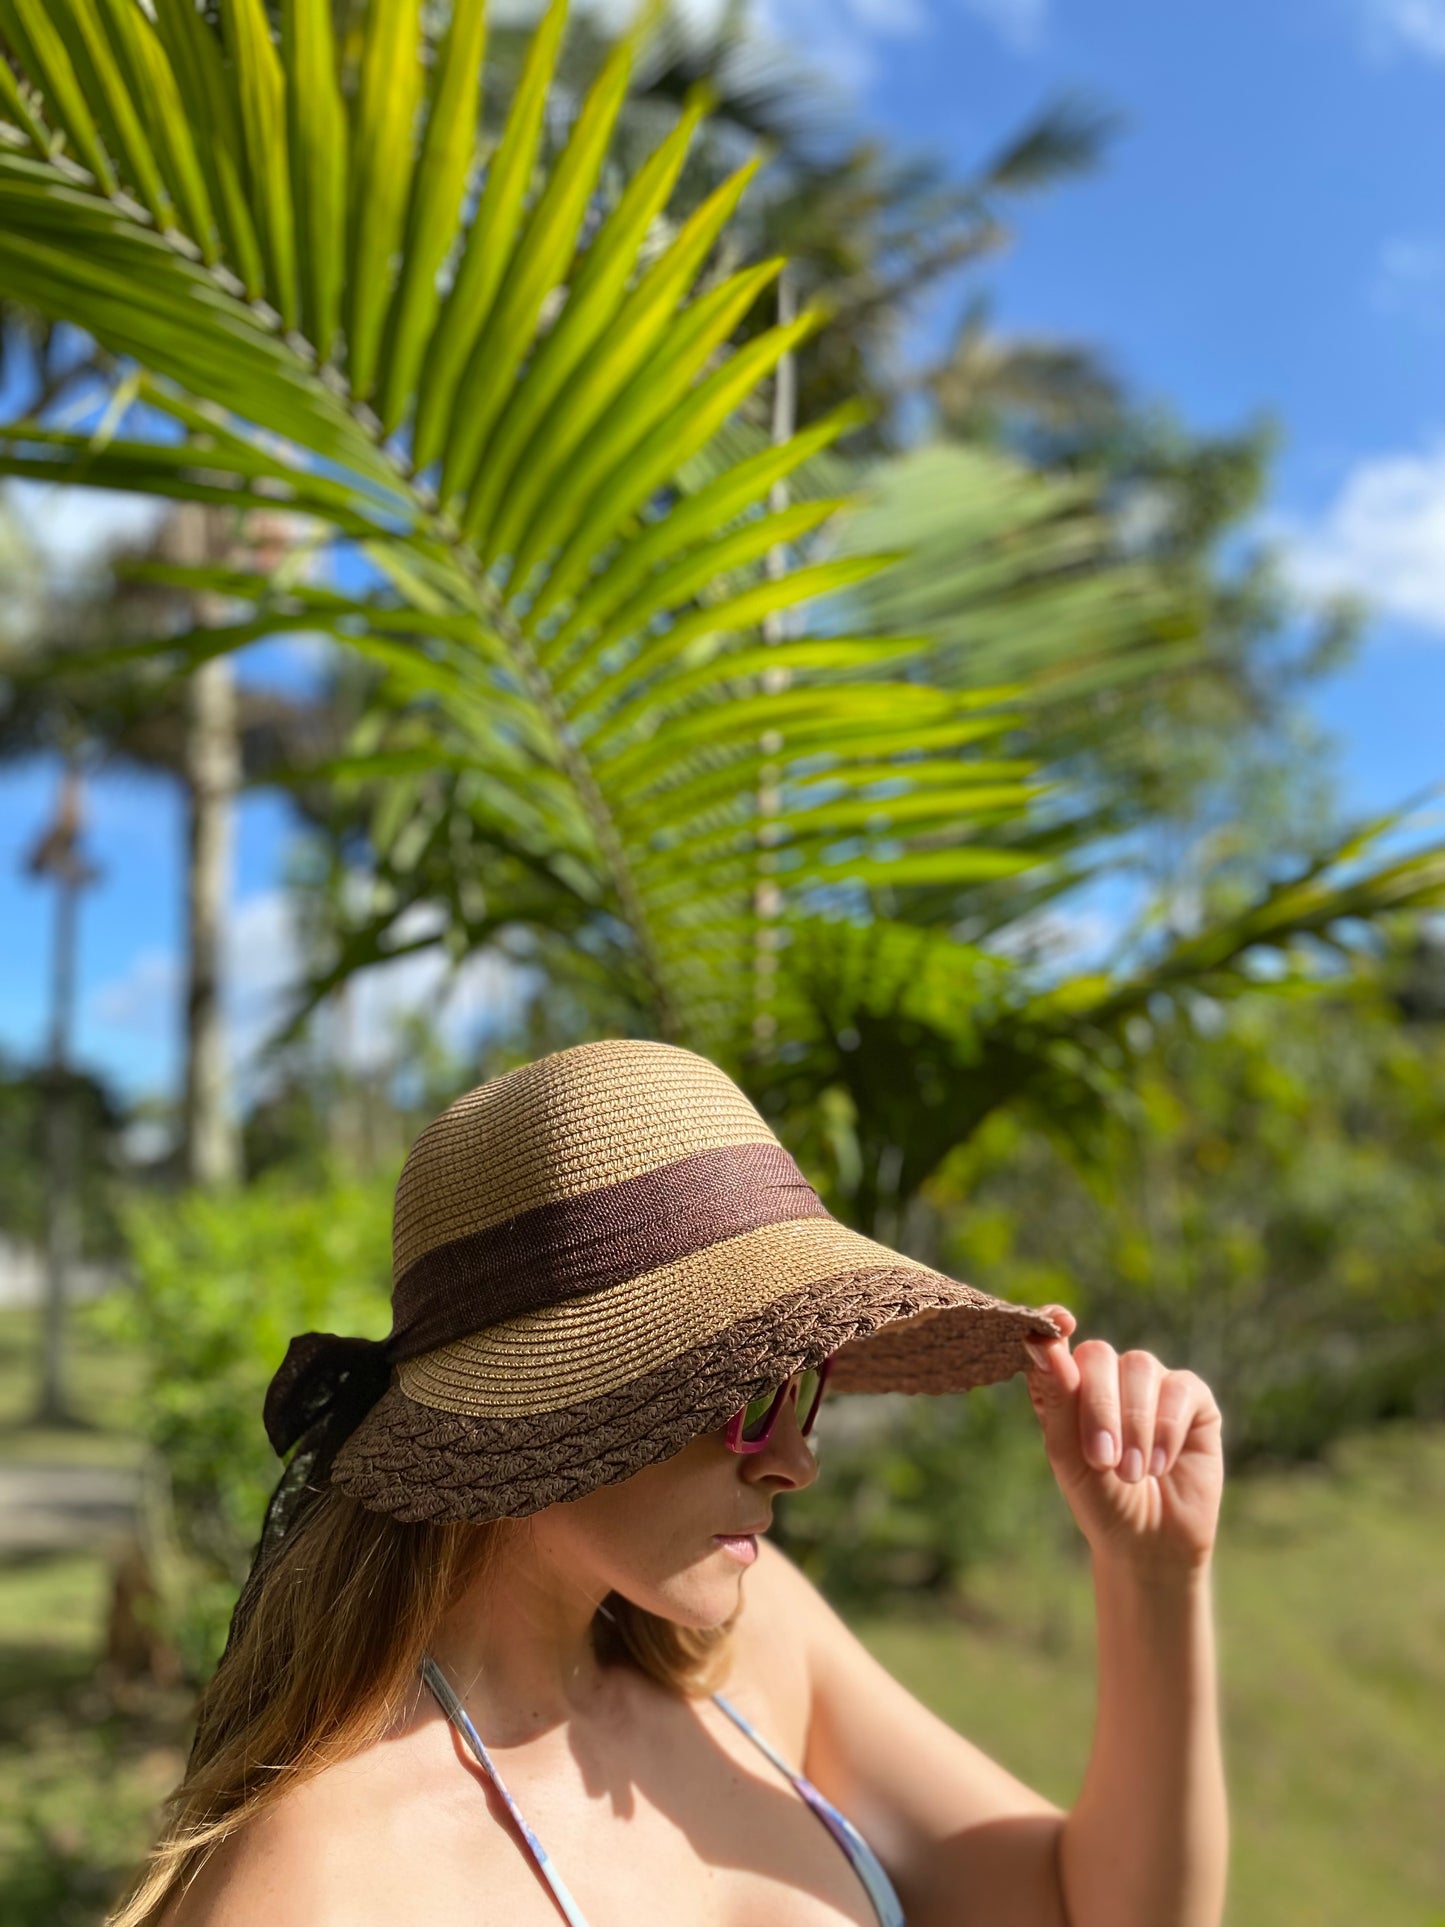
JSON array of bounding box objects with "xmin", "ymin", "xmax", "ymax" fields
[{"xmin": 0, "ymin": 1460, "xmax": 142, "ymax": 1555}]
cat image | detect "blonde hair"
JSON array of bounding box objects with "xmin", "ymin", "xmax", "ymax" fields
[{"xmin": 108, "ymin": 1485, "xmax": 735, "ymax": 1926}]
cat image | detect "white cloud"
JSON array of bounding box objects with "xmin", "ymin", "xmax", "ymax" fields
[
  {"xmin": 225, "ymin": 890, "xmax": 540, "ymax": 1086},
  {"xmin": 255, "ymin": 896, "xmax": 534, "ymax": 1067},
  {"xmin": 990, "ymin": 903, "xmax": 1120, "ymax": 968},
  {"xmin": 749, "ymin": 0, "xmax": 924, "ymax": 91},
  {"xmin": 1275, "ymin": 439, "xmax": 1445, "ymax": 635},
  {"xmin": 1357, "ymin": 0, "xmax": 1445, "ymax": 59},
  {"xmin": 89, "ymin": 948, "xmax": 181, "ymax": 1035},
  {"xmin": 591, "ymin": 0, "xmax": 1046, "ymax": 94},
  {"xmin": 225, "ymin": 888, "xmax": 308, "ymax": 1078},
  {"xmin": 955, "ymin": 0, "xmax": 1048, "ymax": 54},
  {"xmin": 85, "ymin": 888, "xmax": 540, "ymax": 1106},
  {"xmin": 763, "ymin": 0, "xmax": 1048, "ymax": 82},
  {"xmin": 1370, "ymin": 235, "xmax": 1445, "ymax": 329},
  {"xmin": 3, "ymin": 481, "xmax": 168, "ymax": 580}
]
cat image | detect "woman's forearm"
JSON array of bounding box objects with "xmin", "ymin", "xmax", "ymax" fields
[{"xmin": 1056, "ymin": 1553, "xmax": 1228, "ymax": 1927}]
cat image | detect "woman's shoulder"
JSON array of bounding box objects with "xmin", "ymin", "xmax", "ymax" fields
[{"xmin": 161, "ymin": 1727, "xmax": 480, "ymax": 1926}]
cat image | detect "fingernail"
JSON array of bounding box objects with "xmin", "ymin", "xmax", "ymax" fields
[
  {"xmin": 1022, "ymin": 1338, "xmax": 1051, "ymax": 1372},
  {"xmin": 1089, "ymin": 1430, "xmax": 1119, "ymax": 1468},
  {"xmin": 1149, "ymin": 1446, "xmax": 1167, "ymax": 1478},
  {"xmin": 1120, "ymin": 1446, "xmax": 1143, "ymax": 1483}
]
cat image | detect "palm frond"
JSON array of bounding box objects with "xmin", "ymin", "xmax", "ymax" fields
[{"xmin": 3, "ymin": 0, "xmax": 1436, "ymax": 1076}]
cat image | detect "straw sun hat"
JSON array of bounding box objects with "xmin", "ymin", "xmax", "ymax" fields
[{"xmin": 261, "ymin": 1038, "xmax": 1064, "ymax": 1530}]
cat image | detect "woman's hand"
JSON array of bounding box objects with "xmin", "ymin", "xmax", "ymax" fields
[{"xmin": 1022, "ymin": 1307, "xmax": 1224, "ymax": 1578}]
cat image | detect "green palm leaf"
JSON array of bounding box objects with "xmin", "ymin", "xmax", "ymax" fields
[
  {"xmin": 439, "ymin": 23, "xmax": 636, "ymax": 508},
  {"xmin": 220, "ymin": 0, "xmax": 298, "ymax": 329},
  {"xmin": 152, "ymin": 0, "xmax": 263, "ymax": 290},
  {"xmin": 410, "ymin": 0, "xmax": 568, "ymax": 472},
  {"xmin": 377, "ymin": 0, "xmax": 488, "ymax": 434},
  {"xmin": 284, "ymin": 0, "xmax": 347, "ymax": 359},
  {"xmin": 0, "ymin": 46, "xmax": 51, "ymax": 151},
  {"xmin": 5, "ymin": 0, "xmax": 1374, "ymax": 1068},
  {"xmin": 345, "ymin": 0, "xmax": 422, "ymax": 400},
  {"xmin": 0, "ymin": 0, "xmax": 115, "ymax": 188},
  {"xmin": 51, "ymin": 0, "xmax": 169, "ymax": 225}
]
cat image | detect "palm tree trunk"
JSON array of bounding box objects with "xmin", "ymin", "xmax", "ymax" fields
[
  {"xmin": 183, "ymin": 653, "xmax": 241, "ymax": 1186},
  {"xmin": 171, "ymin": 505, "xmax": 242, "ymax": 1187},
  {"xmin": 25, "ymin": 756, "xmax": 96, "ymax": 1425},
  {"xmin": 38, "ymin": 865, "xmax": 81, "ymax": 1423}
]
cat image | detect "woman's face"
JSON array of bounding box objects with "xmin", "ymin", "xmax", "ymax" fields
[{"xmin": 521, "ymin": 1373, "xmax": 822, "ymax": 1630}]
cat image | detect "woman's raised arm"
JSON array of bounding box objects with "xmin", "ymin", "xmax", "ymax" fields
[
  {"xmin": 1025, "ymin": 1320, "xmax": 1228, "ymax": 1927},
  {"xmin": 763, "ymin": 1308, "xmax": 1228, "ymax": 1927}
]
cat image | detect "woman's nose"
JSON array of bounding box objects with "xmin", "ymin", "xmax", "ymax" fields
[{"xmin": 742, "ymin": 1391, "xmax": 819, "ymax": 1491}]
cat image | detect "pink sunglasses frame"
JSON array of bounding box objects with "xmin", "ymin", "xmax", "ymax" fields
[{"xmin": 722, "ymin": 1355, "xmax": 835, "ymax": 1454}]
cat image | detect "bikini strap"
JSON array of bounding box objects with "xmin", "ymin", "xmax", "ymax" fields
[
  {"xmin": 420, "ymin": 1654, "xmax": 594, "ymax": 1927},
  {"xmin": 710, "ymin": 1691, "xmax": 908, "ymax": 1927}
]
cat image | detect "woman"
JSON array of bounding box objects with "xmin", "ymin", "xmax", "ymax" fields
[{"xmin": 115, "ymin": 1038, "xmax": 1227, "ymax": 1927}]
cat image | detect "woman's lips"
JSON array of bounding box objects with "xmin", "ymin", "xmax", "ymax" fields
[{"xmin": 713, "ymin": 1533, "xmax": 759, "ymax": 1566}]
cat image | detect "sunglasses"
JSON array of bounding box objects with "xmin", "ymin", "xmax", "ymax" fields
[{"xmin": 722, "ymin": 1356, "xmax": 834, "ymax": 1454}]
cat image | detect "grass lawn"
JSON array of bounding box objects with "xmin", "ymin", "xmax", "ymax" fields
[
  {"xmin": 0, "ymin": 1307, "xmax": 183, "ymax": 1923},
  {"xmin": 0, "ymin": 1301, "xmax": 146, "ymax": 1467},
  {"xmin": 2, "ymin": 1305, "xmax": 1442, "ymax": 1924},
  {"xmin": 0, "ymin": 1553, "xmax": 191, "ymax": 1926}
]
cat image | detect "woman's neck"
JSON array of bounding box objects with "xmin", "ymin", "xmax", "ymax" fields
[{"xmin": 425, "ymin": 1526, "xmax": 617, "ymax": 1739}]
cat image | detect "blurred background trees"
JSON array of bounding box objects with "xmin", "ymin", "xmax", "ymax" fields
[{"xmin": 0, "ymin": 0, "xmax": 1440, "ymax": 1609}]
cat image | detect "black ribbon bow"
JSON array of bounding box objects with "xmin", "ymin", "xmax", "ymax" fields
[
  {"xmin": 210, "ymin": 1330, "xmax": 394, "ymax": 1695},
  {"xmin": 263, "ymin": 1330, "xmax": 394, "ymax": 1459}
]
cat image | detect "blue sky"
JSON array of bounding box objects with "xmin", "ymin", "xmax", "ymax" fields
[
  {"xmin": 812, "ymin": 0, "xmax": 1445, "ymax": 810},
  {"xmin": 2, "ymin": 0, "xmax": 1443, "ymax": 1104}
]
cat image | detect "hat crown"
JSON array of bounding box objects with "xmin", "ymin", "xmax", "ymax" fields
[{"xmin": 392, "ymin": 1039, "xmax": 779, "ymax": 1288}]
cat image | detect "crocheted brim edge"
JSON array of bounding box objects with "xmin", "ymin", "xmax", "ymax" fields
[{"xmin": 330, "ymin": 1267, "xmax": 1061, "ymax": 1524}]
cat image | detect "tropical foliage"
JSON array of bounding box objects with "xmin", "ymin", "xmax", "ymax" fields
[
  {"xmin": 0, "ymin": 0, "xmax": 1442, "ymax": 1105},
  {"xmin": 0, "ymin": 0, "xmax": 1050, "ymax": 1054},
  {"xmin": 780, "ymin": 970, "xmax": 1445, "ymax": 1601}
]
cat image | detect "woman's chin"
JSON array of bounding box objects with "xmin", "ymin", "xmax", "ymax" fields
[{"xmin": 651, "ymin": 1568, "xmax": 748, "ymax": 1631}]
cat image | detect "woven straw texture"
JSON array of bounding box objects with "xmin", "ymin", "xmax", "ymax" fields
[
  {"xmin": 332, "ymin": 1267, "xmax": 1042, "ymax": 1522},
  {"xmin": 316, "ymin": 1037, "xmax": 1061, "ymax": 1524},
  {"xmin": 392, "ymin": 1039, "xmax": 775, "ymax": 1278}
]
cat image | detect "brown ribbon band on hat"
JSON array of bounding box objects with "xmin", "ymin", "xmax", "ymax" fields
[
  {"xmin": 386, "ymin": 1139, "xmax": 830, "ymax": 1361},
  {"xmin": 259, "ymin": 1139, "xmax": 829, "ymax": 1472}
]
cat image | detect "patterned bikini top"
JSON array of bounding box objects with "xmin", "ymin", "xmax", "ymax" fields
[{"xmin": 420, "ymin": 1655, "xmax": 907, "ymax": 1927}]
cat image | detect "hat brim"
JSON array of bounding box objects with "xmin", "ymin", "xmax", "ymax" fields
[{"xmin": 331, "ymin": 1215, "xmax": 1061, "ymax": 1523}]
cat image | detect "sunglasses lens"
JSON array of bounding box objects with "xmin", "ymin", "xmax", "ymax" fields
[
  {"xmin": 732, "ymin": 1361, "xmax": 831, "ymax": 1446},
  {"xmin": 739, "ymin": 1388, "xmax": 781, "ymax": 1443}
]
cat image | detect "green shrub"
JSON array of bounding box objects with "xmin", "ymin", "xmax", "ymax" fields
[
  {"xmin": 784, "ymin": 990, "xmax": 1445, "ymax": 1607},
  {"xmin": 930, "ymin": 993, "xmax": 1445, "ymax": 1467},
  {"xmin": 95, "ymin": 1166, "xmax": 395, "ymax": 1674},
  {"xmin": 778, "ymin": 1378, "xmax": 1074, "ymax": 1611}
]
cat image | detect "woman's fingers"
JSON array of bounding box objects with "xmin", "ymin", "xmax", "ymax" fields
[
  {"xmin": 1047, "ymin": 1339, "xmax": 1178, "ymax": 1481},
  {"xmin": 1022, "ymin": 1327, "xmax": 1227, "ymax": 1566},
  {"xmin": 1024, "ymin": 1325, "xmax": 1189, "ymax": 1484},
  {"xmin": 1021, "ymin": 1302, "xmax": 1077, "ymax": 1379},
  {"xmin": 1065, "ymin": 1342, "xmax": 1175, "ymax": 1479},
  {"xmin": 1150, "ymin": 1368, "xmax": 1214, "ymax": 1476},
  {"xmin": 1116, "ymin": 1349, "xmax": 1164, "ymax": 1482},
  {"xmin": 1071, "ymin": 1339, "xmax": 1122, "ymax": 1468}
]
